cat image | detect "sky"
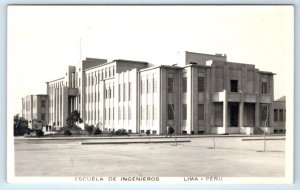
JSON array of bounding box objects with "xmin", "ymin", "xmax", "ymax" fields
[{"xmin": 7, "ymin": 5, "xmax": 294, "ymax": 115}]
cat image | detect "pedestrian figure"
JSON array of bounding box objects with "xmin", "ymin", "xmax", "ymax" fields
[
  {"xmin": 166, "ymin": 125, "xmax": 170, "ymax": 137},
  {"xmin": 46, "ymin": 125, "xmax": 49, "ymax": 132},
  {"xmin": 49, "ymin": 125, "xmax": 52, "ymax": 131}
]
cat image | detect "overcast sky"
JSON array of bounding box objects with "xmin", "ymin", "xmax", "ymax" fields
[{"xmin": 7, "ymin": 5, "xmax": 293, "ymax": 115}]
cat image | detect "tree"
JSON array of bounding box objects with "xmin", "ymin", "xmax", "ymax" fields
[
  {"xmin": 66, "ymin": 110, "xmax": 83, "ymax": 128},
  {"xmin": 262, "ymin": 104, "xmax": 270, "ymax": 152}
]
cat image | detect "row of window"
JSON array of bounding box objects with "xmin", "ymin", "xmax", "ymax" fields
[
  {"xmin": 140, "ymin": 105, "xmax": 158, "ymax": 120},
  {"xmin": 181, "ymin": 77, "xmax": 205, "ymax": 93},
  {"xmin": 86, "ymin": 107, "xmax": 132, "ymax": 121},
  {"xmin": 274, "ymin": 109, "xmax": 286, "ymax": 122},
  {"xmin": 86, "ymin": 66, "xmax": 115, "ymax": 86},
  {"xmin": 140, "ymin": 78, "xmax": 158, "ymax": 94},
  {"xmin": 167, "ymin": 104, "xmax": 204, "ymax": 120}
]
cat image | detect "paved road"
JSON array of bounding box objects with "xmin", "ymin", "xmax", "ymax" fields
[{"xmin": 14, "ymin": 136, "xmax": 285, "ymax": 177}]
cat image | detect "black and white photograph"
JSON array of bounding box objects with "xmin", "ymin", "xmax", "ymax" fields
[{"xmin": 7, "ymin": 5, "xmax": 294, "ymax": 184}]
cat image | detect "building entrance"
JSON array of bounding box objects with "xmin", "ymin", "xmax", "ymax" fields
[{"xmin": 229, "ymin": 103, "xmax": 239, "ymax": 127}]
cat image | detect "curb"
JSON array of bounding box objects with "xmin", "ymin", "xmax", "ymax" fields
[{"xmin": 80, "ymin": 140, "xmax": 191, "ymax": 145}]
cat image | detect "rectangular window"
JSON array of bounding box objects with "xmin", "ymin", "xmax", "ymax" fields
[
  {"xmin": 168, "ymin": 78, "xmax": 174, "ymax": 93},
  {"xmin": 141, "ymin": 80, "xmax": 146, "ymax": 94},
  {"xmin": 41, "ymin": 113, "xmax": 45, "ymax": 120},
  {"xmin": 123, "ymin": 83, "xmax": 127, "ymax": 101},
  {"xmin": 198, "ymin": 104, "xmax": 204, "ymax": 120},
  {"xmin": 147, "ymin": 105, "xmax": 151, "ymax": 120},
  {"xmin": 109, "ymin": 67, "xmax": 111, "ymax": 77},
  {"xmin": 128, "ymin": 82, "xmax": 131, "ymax": 101},
  {"xmin": 123, "ymin": 106, "xmax": 126, "ymax": 120},
  {"xmin": 41, "ymin": 100, "xmax": 46, "ymax": 108},
  {"xmin": 182, "ymin": 77, "xmax": 187, "ymax": 93},
  {"xmin": 279, "ymin": 109, "xmax": 284, "ymax": 122},
  {"xmin": 198, "ymin": 77, "xmax": 204, "ymax": 92},
  {"xmin": 147, "ymin": 79, "xmax": 151, "ymax": 94},
  {"xmin": 168, "ymin": 104, "xmax": 174, "ymax": 120},
  {"xmin": 105, "ymin": 68, "xmax": 107, "ymax": 78},
  {"xmin": 153, "ymin": 105, "xmax": 158, "ymax": 120},
  {"xmin": 230, "ymin": 80, "xmax": 238, "ymax": 92},
  {"xmin": 112, "ymin": 66, "xmax": 115, "ymax": 76},
  {"xmin": 274, "ymin": 109, "xmax": 278, "ymax": 122},
  {"xmin": 118, "ymin": 84, "xmax": 121, "ymax": 102},
  {"xmin": 261, "ymin": 82, "xmax": 268, "ymax": 94},
  {"xmin": 118, "ymin": 107, "xmax": 122, "ymax": 120},
  {"xmin": 128, "ymin": 106, "xmax": 131, "ymax": 120},
  {"xmin": 153, "ymin": 78, "xmax": 158, "ymax": 93},
  {"xmin": 182, "ymin": 104, "xmax": 187, "ymax": 120},
  {"xmin": 260, "ymin": 104, "xmax": 269, "ymax": 124}
]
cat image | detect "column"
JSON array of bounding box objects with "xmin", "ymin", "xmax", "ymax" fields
[
  {"xmin": 255, "ymin": 100, "xmax": 260, "ymax": 127},
  {"xmin": 222, "ymin": 90, "xmax": 228, "ymax": 133},
  {"xmin": 239, "ymin": 93, "xmax": 244, "ymax": 127}
]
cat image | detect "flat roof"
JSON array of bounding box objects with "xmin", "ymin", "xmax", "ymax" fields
[{"xmin": 46, "ymin": 77, "xmax": 64, "ymax": 83}]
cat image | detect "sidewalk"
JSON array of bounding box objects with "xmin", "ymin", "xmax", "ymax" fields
[{"xmin": 20, "ymin": 133, "xmax": 286, "ymax": 141}]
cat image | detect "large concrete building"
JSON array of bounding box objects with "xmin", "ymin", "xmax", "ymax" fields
[
  {"xmin": 21, "ymin": 94, "xmax": 49, "ymax": 127},
  {"xmin": 22, "ymin": 51, "xmax": 286, "ymax": 135}
]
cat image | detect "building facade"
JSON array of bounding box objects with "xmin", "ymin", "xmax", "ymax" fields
[
  {"xmin": 21, "ymin": 94, "xmax": 49, "ymax": 126},
  {"xmin": 22, "ymin": 51, "xmax": 286, "ymax": 135}
]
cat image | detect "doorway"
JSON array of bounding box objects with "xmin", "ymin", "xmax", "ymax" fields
[{"xmin": 229, "ymin": 103, "xmax": 239, "ymax": 127}]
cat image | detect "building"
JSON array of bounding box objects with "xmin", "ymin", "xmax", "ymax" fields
[
  {"xmin": 21, "ymin": 94, "xmax": 49, "ymax": 126},
  {"xmin": 21, "ymin": 51, "xmax": 286, "ymax": 135},
  {"xmin": 273, "ymin": 96, "xmax": 286, "ymax": 134}
]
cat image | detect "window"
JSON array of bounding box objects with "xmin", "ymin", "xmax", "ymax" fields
[
  {"xmin": 128, "ymin": 106, "xmax": 131, "ymax": 120},
  {"xmin": 41, "ymin": 100, "xmax": 46, "ymax": 108},
  {"xmin": 141, "ymin": 80, "xmax": 146, "ymax": 94},
  {"xmin": 261, "ymin": 82, "xmax": 268, "ymax": 94},
  {"xmin": 168, "ymin": 104, "xmax": 174, "ymax": 120},
  {"xmin": 230, "ymin": 80, "xmax": 238, "ymax": 92},
  {"xmin": 128, "ymin": 82, "xmax": 131, "ymax": 101},
  {"xmin": 141, "ymin": 106, "xmax": 146, "ymax": 120},
  {"xmin": 190, "ymin": 62, "xmax": 197, "ymax": 65},
  {"xmin": 108, "ymin": 87, "xmax": 111, "ymax": 99},
  {"xmin": 198, "ymin": 77, "xmax": 204, "ymax": 92},
  {"xmin": 109, "ymin": 67, "xmax": 111, "ymax": 77},
  {"xmin": 105, "ymin": 68, "xmax": 107, "ymax": 78},
  {"xmin": 279, "ymin": 109, "xmax": 284, "ymax": 122},
  {"xmin": 118, "ymin": 107, "xmax": 122, "ymax": 120},
  {"xmin": 147, "ymin": 105, "xmax": 151, "ymax": 120},
  {"xmin": 123, "ymin": 106, "xmax": 126, "ymax": 120},
  {"xmin": 198, "ymin": 104, "xmax": 204, "ymax": 120},
  {"xmin": 182, "ymin": 77, "xmax": 187, "ymax": 93},
  {"xmin": 118, "ymin": 84, "xmax": 121, "ymax": 102},
  {"xmin": 112, "ymin": 66, "xmax": 115, "ymax": 76},
  {"xmin": 141, "ymin": 130, "xmax": 145, "ymax": 133},
  {"xmin": 41, "ymin": 113, "xmax": 45, "ymax": 120},
  {"xmin": 147, "ymin": 79, "xmax": 151, "ymax": 94},
  {"xmin": 260, "ymin": 104, "xmax": 269, "ymax": 124},
  {"xmin": 182, "ymin": 104, "xmax": 187, "ymax": 120},
  {"xmin": 274, "ymin": 109, "xmax": 278, "ymax": 122},
  {"xmin": 168, "ymin": 78, "xmax": 174, "ymax": 93},
  {"xmin": 123, "ymin": 83, "xmax": 127, "ymax": 101},
  {"xmin": 153, "ymin": 105, "xmax": 158, "ymax": 120},
  {"xmin": 153, "ymin": 78, "xmax": 158, "ymax": 93}
]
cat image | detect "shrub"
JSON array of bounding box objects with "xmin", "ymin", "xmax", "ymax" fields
[
  {"xmin": 93, "ymin": 128, "xmax": 102, "ymax": 135},
  {"xmin": 36, "ymin": 130, "xmax": 44, "ymax": 137},
  {"xmin": 85, "ymin": 125, "xmax": 95, "ymax": 135},
  {"xmin": 115, "ymin": 129, "xmax": 128, "ymax": 136},
  {"xmin": 64, "ymin": 129, "xmax": 72, "ymax": 136}
]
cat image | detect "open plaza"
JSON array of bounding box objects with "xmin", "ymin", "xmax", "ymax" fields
[{"xmin": 14, "ymin": 135, "xmax": 285, "ymax": 177}]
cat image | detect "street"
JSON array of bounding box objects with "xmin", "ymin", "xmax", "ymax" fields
[{"xmin": 14, "ymin": 136, "xmax": 285, "ymax": 177}]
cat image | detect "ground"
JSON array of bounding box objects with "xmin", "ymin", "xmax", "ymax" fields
[{"xmin": 14, "ymin": 136, "xmax": 285, "ymax": 177}]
